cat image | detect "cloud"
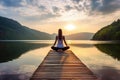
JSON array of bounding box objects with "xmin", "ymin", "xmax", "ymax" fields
[
  {"xmin": 64, "ymin": 5, "xmax": 73, "ymax": 11},
  {"xmin": 71, "ymin": 0, "xmax": 88, "ymax": 12},
  {"xmin": 72, "ymin": 0, "xmax": 81, "ymax": 3},
  {"xmin": 39, "ymin": 5, "xmax": 46, "ymax": 11},
  {"xmin": 0, "ymin": 0, "xmax": 120, "ymax": 23},
  {"xmin": 52, "ymin": 6, "xmax": 60, "ymax": 13},
  {"xmin": 0, "ymin": 0, "xmax": 22, "ymax": 7},
  {"xmin": 23, "ymin": 13, "xmax": 61, "ymax": 22},
  {"xmin": 90, "ymin": 0, "xmax": 120, "ymax": 14},
  {"xmin": 39, "ymin": 13, "xmax": 60, "ymax": 20},
  {"xmin": 0, "ymin": 0, "xmax": 62, "ymax": 21},
  {"xmin": 98, "ymin": 0, "xmax": 120, "ymax": 14},
  {"xmin": 70, "ymin": 0, "xmax": 120, "ymax": 15},
  {"xmin": 15, "ymin": 6, "xmax": 42, "ymax": 16},
  {"xmin": 0, "ymin": 4, "xmax": 5, "ymax": 9}
]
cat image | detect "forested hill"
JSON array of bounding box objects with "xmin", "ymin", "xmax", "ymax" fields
[
  {"xmin": 0, "ymin": 16, "xmax": 53, "ymax": 40},
  {"xmin": 93, "ymin": 19, "xmax": 120, "ymax": 40}
]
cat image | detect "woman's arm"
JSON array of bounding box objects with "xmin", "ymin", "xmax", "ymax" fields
[
  {"xmin": 52, "ymin": 36, "xmax": 57, "ymax": 46},
  {"xmin": 63, "ymin": 36, "xmax": 68, "ymax": 46}
]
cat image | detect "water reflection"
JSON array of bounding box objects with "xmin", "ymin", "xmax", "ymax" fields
[
  {"xmin": 0, "ymin": 42, "xmax": 50, "ymax": 63},
  {"xmin": 0, "ymin": 41, "xmax": 120, "ymax": 80},
  {"xmin": 70, "ymin": 42, "xmax": 120, "ymax": 80},
  {"xmin": 97, "ymin": 66, "xmax": 120, "ymax": 80},
  {"xmin": 95, "ymin": 44, "xmax": 120, "ymax": 60},
  {"xmin": 70, "ymin": 44, "xmax": 94, "ymax": 48}
]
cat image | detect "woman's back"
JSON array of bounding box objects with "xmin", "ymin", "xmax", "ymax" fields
[{"xmin": 56, "ymin": 36, "xmax": 64, "ymax": 48}]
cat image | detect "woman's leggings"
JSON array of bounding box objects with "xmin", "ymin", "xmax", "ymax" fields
[{"xmin": 51, "ymin": 46, "xmax": 69, "ymax": 51}]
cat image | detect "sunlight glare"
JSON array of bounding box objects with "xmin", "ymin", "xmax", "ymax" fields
[{"xmin": 65, "ymin": 24, "xmax": 76, "ymax": 31}]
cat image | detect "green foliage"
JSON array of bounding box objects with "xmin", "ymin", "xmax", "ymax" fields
[
  {"xmin": 93, "ymin": 19, "xmax": 120, "ymax": 40},
  {"xmin": 114, "ymin": 31, "xmax": 120, "ymax": 40}
]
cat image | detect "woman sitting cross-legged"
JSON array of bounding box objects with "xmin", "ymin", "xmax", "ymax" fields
[{"xmin": 51, "ymin": 29, "xmax": 70, "ymax": 51}]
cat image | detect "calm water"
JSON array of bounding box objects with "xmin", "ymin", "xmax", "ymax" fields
[{"xmin": 0, "ymin": 40, "xmax": 120, "ymax": 80}]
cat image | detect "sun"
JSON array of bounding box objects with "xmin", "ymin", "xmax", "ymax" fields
[{"xmin": 65, "ymin": 24, "xmax": 76, "ymax": 31}]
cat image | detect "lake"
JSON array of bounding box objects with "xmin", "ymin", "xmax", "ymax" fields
[{"xmin": 0, "ymin": 40, "xmax": 120, "ymax": 80}]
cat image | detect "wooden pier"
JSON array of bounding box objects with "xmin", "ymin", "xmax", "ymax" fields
[{"xmin": 30, "ymin": 50, "xmax": 98, "ymax": 80}]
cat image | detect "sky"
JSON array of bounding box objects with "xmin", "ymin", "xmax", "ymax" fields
[{"xmin": 0, "ymin": 0, "xmax": 120, "ymax": 35}]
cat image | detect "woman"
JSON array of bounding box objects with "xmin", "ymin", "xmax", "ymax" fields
[{"xmin": 51, "ymin": 29, "xmax": 70, "ymax": 51}]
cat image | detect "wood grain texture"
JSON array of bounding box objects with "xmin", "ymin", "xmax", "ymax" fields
[{"xmin": 30, "ymin": 50, "xmax": 98, "ymax": 80}]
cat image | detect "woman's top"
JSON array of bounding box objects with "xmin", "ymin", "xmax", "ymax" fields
[{"xmin": 56, "ymin": 39, "xmax": 64, "ymax": 48}]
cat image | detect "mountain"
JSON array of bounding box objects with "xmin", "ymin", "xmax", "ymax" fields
[
  {"xmin": 66, "ymin": 32, "xmax": 94, "ymax": 40},
  {"xmin": 0, "ymin": 16, "xmax": 94, "ymax": 40},
  {"xmin": 0, "ymin": 16, "xmax": 53, "ymax": 40},
  {"xmin": 93, "ymin": 19, "xmax": 120, "ymax": 40}
]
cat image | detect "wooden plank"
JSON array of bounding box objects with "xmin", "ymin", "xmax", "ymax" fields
[{"xmin": 30, "ymin": 50, "xmax": 99, "ymax": 80}]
